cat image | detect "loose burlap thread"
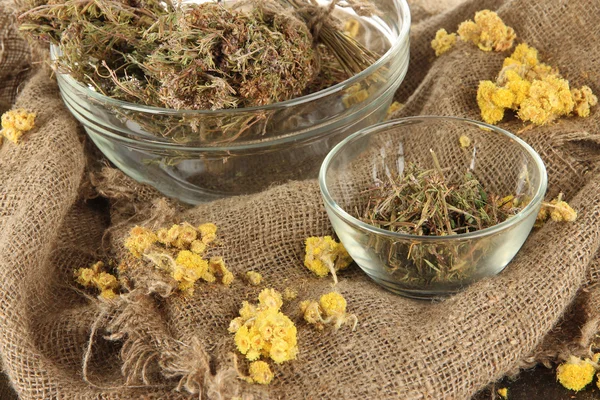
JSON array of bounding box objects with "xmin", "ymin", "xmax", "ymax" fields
[{"xmin": 1, "ymin": 0, "xmax": 600, "ymax": 398}]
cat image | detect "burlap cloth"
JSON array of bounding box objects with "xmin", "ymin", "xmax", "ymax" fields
[{"xmin": 2, "ymin": 0, "xmax": 600, "ymax": 398}]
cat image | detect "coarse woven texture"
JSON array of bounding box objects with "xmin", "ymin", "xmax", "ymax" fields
[{"xmin": 1, "ymin": 0, "xmax": 600, "ymax": 400}]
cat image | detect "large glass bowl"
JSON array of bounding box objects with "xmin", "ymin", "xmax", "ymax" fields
[
  {"xmin": 52, "ymin": 0, "xmax": 410, "ymax": 204},
  {"xmin": 319, "ymin": 116, "xmax": 547, "ymax": 299}
]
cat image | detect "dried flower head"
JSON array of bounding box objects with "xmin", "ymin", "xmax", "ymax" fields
[
  {"xmin": 431, "ymin": 28, "xmax": 457, "ymax": 56},
  {"xmin": 556, "ymin": 355, "xmax": 598, "ymax": 392},
  {"xmin": 173, "ymin": 250, "xmax": 210, "ymax": 293},
  {"xmin": 245, "ymin": 271, "xmax": 263, "ymax": 286},
  {"xmin": 198, "ymin": 223, "xmax": 218, "ymax": 244},
  {"xmin": 300, "ymin": 292, "xmax": 357, "ymax": 331},
  {"xmin": 248, "ymin": 360, "xmax": 274, "ymax": 385},
  {"xmin": 518, "ymin": 75, "xmax": 574, "ymax": 125},
  {"xmin": 190, "ymin": 240, "xmax": 207, "ymax": 255},
  {"xmin": 477, "ymin": 80, "xmax": 508, "ymax": 125},
  {"xmin": 536, "ymin": 193, "xmax": 577, "ymax": 226},
  {"xmin": 497, "ymin": 387, "xmax": 508, "ymax": 399},
  {"xmin": 572, "ymin": 86, "xmax": 598, "ymax": 118},
  {"xmin": 173, "ymin": 224, "xmax": 198, "ymax": 248},
  {"xmin": 1, "ymin": 109, "xmax": 36, "ymax": 144},
  {"xmin": 457, "ymin": 10, "xmax": 516, "ymax": 52},
  {"xmin": 209, "ymin": 256, "xmax": 235, "ymax": 286},
  {"xmin": 124, "ymin": 226, "xmax": 158, "ymax": 258},
  {"xmin": 304, "ymin": 236, "xmax": 353, "ymax": 284},
  {"xmin": 230, "ymin": 288, "xmax": 298, "ymax": 365},
  {"xmin": 74, "ymin": 261, "xmax": 119, "ymax": 299},
  {"xmin": 459, "ymin": 135, "xmax": 471, "ymax": 148}
]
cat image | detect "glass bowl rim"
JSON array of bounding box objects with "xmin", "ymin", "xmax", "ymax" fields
[
  {"xmin": 50, "ymin": 0, "xmax": 411, "ymax": 115},
  {"xmin": 318, "ymin": 115, "xmax": 548, "ymax": 242}
]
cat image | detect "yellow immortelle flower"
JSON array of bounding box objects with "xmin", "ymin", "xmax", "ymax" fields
[
  {"xmin": 572, "ymin": 86, "xmax": 598, "ymax": 117},
  {"xmin": 549, "ymin": 201, "xmax": 577, "ymax": 222},
  {"xmin": 556, "ymin": 356, "xmax": 597, "ymax": 392},
  {"xmin": 230, "ymin": 289, "xmax": 298, "ymax": 364},
  {"xmin": 304, "ymin": 236, "xmax": 353, "ymax": 284},
  {"xmin": 536, "ymin": 193, "xmax": 577, "ymax": 226},
  {"xmin": 518, "ymin": 75, "xmax": 574, "ymax": 125},
  {"xmin": 173, "ymin": 224, "xmax": 198, "ymax": 248},
  {"xmin": 258, "ymin": 288, "xmax": 283, "ymax": 310},
  {"xmin": 166, "ymin": 224, "xmax": 182, "ymax": 244},
  {"xmin": 458, "ymin": 135, "xmax": 471, "ymax": 148},
  {"xmin": 319, "ymin": 292, "xmax": 347, "ymax": 317},
  {"xmin": 235, "ymin": 325, "xmax": 251, "ymax": 354},
  {"xmin": 239, "ymin": 301, "xmax": 257, "ymax": 320},
  {"xmin": 74, "ymin": 261, "xmax": 119, "ymax": 299},
  {"xmin": 248, "ymin": 361, "xmax": 274, "ymax": 385},
  {"xmin": 208, "ymin": 256, "xmax": 234, "ymax": 286},
  {"xmin": 229, "ymin": 317, "xmax": 244, "ymax": 334},
  {"xmin": 75, "ymin": 268, "xmax": 96, "ymax": 288},
  {"xmin": 198, "ymin": 223, "xmax": 218, "ymax": 244},
  {"xmin": 300, "ymin": 292, "xmax": 357, "ymax": 331},
  {"xmin": 497, "ymin": 387, "xmax": 508, "ymax": 399},
  {"xmin": 1, "ymin": 109, "xmax": 36, "ymax": 144},
  {"xmin": 431, "ymin": 28, "xmax": 457, "ymax": 56},
  {"xmin": 124, "ymin": 226, "xmax": 158, "ymax": 258},
  {"xmin": 477, "ymin": 81, "xmax": 506, "ymax": 125},
  {"xmin": 173, "ymin": 250, "xmax": 209, "ymax": 294},
  {"xmin": 476, "ymin": 43, "xmax": 596, "ymax": 125},
  {"xmin": 457, "ymin": 10, "xmax": 516, "ymax": 52},
  {"xmin": 246, "ymin": 271, "xmax": 263, "ymax": 286},
  {"xmin": 190, "ymin": 240, "xmax": 207, "ymax": 255}
]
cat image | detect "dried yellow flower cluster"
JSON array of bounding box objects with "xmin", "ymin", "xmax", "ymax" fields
[
  {"xmin": 556, "ymin": 355, "xmax": 599, "ymax": 392},
  {"xmin": 74, "ymin": 261, "xmax": 119, "ymax": 300},
  {"xmin": 247, "ymin": 360, "xmax": 274, "ymax": 385},
  {"xmin": 431, "ymin": 29, "xmax": 457, "ymax": 56},
  {"xmin": 457, "ymin": 10, "xmax": 515, "ymax": 52},
  {"xmin": 477, "ymin": 43, "xmax": 597, "ymax": 125},
  {"xmin": 124, "ymin": 222, "xmax": 232, "ymax": 294},
  {"xmin": 300, "ymin": 292, "xmax": 357, "ymax": 331},
  {"xmin": 431, "ymin": 10, "xmax": 515, "ymax": 56},
  {"xmin": 537, "ymin": 193, "xmax": 577, "ymax": 226},
  {"xmin": 1, "ymin": 109, "xmax": 36, "ymax": 144},
  {"xmin": 304, "ymin": 236, "xmax": 353, "ymax": 284},
  {"xmin": 229, "ymin": 289, "xmax": 298, "ymax": 384}
]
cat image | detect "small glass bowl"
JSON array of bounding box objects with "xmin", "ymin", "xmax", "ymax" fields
[
  {"xmin": 319, "ymin": 116, "xmax": 547, "ymax": 299},
  {"xmin": 52, "ymin": 0, "xmax": 410, "ymax": 204}
]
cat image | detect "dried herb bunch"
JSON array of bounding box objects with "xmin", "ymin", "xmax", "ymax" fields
[
  {"xmin": 18, "ymin": 0, "xmax": 377, "ymax": 110},
  {"xmin": 358, "ymin": 152, "xmax": 525, "ymax": 284},
  {"xmin": 362, "ymin": 155, "xmax": 521, "ymax": 236},
  {"xmin": 20, "ymin": 0, "xmax": 315, "ymax": 109}
]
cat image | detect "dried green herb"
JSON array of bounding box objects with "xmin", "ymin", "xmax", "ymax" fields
[
  {"xmin": 18, "ymin": 0, "xmax": 376, "ymax": 110},
  {"xmin": 359, "ymin": 151, "xmax": 525, "ymax": 285},
  {"xmin": 362, "ymin": 154, "xmax": 519, "ymax": 236},
  {"xmin": 17, "ymin": 0, "xmax": 381, "ymax": 146}
]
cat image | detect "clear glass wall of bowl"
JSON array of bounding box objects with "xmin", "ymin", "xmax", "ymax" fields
[
  {"xmin": 52, "ymin": 0, "xmax": 411, "ymax": 204},
  {"xmin": 319, "ymin": 117, "xmax": 547, "ymax": 299}
]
